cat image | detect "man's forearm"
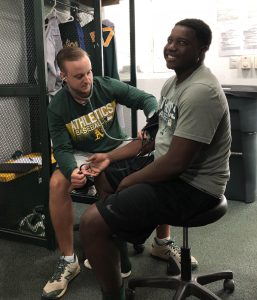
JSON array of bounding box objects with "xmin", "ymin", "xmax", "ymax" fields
[{"xmin": 107, "ymin": 139, "xmax": 143, "ymax": 162}]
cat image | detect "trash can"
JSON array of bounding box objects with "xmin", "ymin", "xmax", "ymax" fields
[{"xmin": 223, "ymin": 85, "xmax": 257, "ymax": 203}]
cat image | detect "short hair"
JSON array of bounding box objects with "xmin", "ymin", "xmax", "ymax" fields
[
  {"xmin": 56, "ymin": 47, "xmax": 89, "ymax": 72},
  {"xmin": 175, "ymin": 18, "xmax": 212, "ymax": 48}
]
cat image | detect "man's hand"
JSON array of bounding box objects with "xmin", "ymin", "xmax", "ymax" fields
[
  {"xmin": 70, "ymin": 168, "xmax": 87, "ymax": 188},
  {"xmin": 80, "ymin": 153, "xmax": 111, "ymax": 177}
]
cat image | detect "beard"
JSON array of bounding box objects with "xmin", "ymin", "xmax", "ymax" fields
[{"xmin": 68, "ymin": 84, "xmax": 92, "ymax": 100}]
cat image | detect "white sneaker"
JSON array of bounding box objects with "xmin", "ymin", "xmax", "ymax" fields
[
  {"xmin": 151, "ymin": 238, "xmax": 198, "ymax": 270},
  {"xmin": 42, "ymin": 255, "xmax": 80, "ymax": 299},
  {"xmin": 84, "ymin": 259, "xmax": 131, "ymax": 278}
]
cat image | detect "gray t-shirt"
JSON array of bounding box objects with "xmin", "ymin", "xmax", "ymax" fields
[{"xmin": 155, "ymin": 65, "xmax": 231, "ymax": 197}]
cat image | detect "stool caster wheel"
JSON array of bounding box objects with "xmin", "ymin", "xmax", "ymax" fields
[
  {"xmin": 223, "ymin": 279, "xmax": 235, "ymax": 292},
  {"xmin": 133, "ymin": 243, "xmax": 145, "ymax": 254},
  {"xmin": 126, "ymin": 288, "xmax": 136, "ymax": 300}
]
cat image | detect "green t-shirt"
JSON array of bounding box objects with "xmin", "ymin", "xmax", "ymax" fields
[
  {"xmin": 155, "ymin": 65, "xmax": 231, "ymax": 197},
  {"xmin": 48, "ymin": 76, "xmax": 158, "ymax": 180}
]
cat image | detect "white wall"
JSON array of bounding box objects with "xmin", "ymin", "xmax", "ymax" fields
[
  {"xmin": 105, "ymin": 0, "xmax": 257, "ymax": 85},
  {"xmin": 104, "ymin": 0, "xmax": 257, "ymax": 130}
]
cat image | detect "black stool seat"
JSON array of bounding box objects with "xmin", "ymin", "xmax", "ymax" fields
[
  {"xmin": 173, "ymin": 194, "xmax": 227, "ymax": 227},
  {"xmin": 127, "ymin": 196, "xmax": 234, "ymax": 300}
]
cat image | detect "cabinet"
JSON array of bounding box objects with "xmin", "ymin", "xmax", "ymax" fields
[
  {"xmin": 224, "ymin": 85, "xmax": 257, "ymax": 203},
  {"xmin": 0, "ymin": 0, "xmax": 136, "ymax": 248}
]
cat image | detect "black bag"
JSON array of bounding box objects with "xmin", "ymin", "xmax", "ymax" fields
[{"xmin": 142, "ymin": 111, "xmax": 159, "ymax": 142}]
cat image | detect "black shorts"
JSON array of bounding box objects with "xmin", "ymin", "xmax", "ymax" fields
[
  {"xmin": 104, "ymin": 155, "xmax": 154, "ymax": 191},
  {"xmin": 96, "ymin": 159, "xmax": 220, "ymax": 245}
]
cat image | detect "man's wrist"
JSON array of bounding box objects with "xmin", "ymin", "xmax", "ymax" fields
[{"xmin": 105, "ymin": 152, "xmax": 113, "ymax": 163}]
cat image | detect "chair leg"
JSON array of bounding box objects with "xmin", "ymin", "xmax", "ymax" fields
[
  {"xmin": 128, "ymin": 275, "xmax": 181, "ymax": 291},
  {"xmin": 127, "ymin": 275, "xmax": 224, "ymax": 300},
  {"xmin": 127, "ymin": 225, "xmax": 234, "ymax": 299},
  {"xmin": 185, "ymin": 281, "xmax": 222, "ymax": 300},
  {"xmin": 127, "ymin": 268, "xmax": 234, "ymax": 299},
  {"xmin": 172, "ymin": 283, "xmax": 188, "ymax": 300},
  {"xmin": 195, "ymin": 270, "xmax": 233, "ymax": 285}
]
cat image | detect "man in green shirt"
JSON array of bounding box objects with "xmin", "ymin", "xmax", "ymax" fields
[{"xmin": 42, "ymin": 47, "xmax": 158, "ymax": 299}]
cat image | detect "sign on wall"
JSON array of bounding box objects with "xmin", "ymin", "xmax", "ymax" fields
[{"xmin": 217, "ymin": 0, "xmax": 257, "ymax": 56}]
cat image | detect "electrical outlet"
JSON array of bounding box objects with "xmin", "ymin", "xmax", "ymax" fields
[
  {"xmin": 241, "ymin": 56, "xmax": 251, "ymax": 69},
  {"xmin": 229, "ymin": 56, "xmax": 239, "ymax": 69}
]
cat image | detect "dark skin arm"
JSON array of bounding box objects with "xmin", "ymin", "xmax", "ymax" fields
[
  {"xmin": 116, "ymin": 135, "xmax": 203, "ymax": 192},
  {"xmin": 81, "ymin": 136, "xmax": 155, "ymax": 176},
  {"xmin": 107, "ymin": 138, "xmax": 154, "ymax": 161}
]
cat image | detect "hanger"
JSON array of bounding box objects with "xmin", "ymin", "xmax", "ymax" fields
[
  {"xmin": 45, "ymin": 0, "xmax": 57, "ymax": 20},
  {"xmin": 45, "ymin": 0, "xmax": 75, "ymax": 23},
  {"xmin": 45, "ymin": 0, "xmax": 92, "ymax": 23},
  {"xmin": 55, "ymin": 9, "xmax": 74, "ymax": 23},
  {"xmin": 55, "ymin": 1, "xmax": 94, "ymax": 16}
]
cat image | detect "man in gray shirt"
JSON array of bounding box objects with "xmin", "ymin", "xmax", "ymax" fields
[{"xmin": 79, "ymin": 18, "xmax": 231, "ymax": 300}]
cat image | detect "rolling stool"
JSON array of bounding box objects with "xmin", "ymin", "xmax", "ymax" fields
[
  {"xmin": 70, "ymin": 182, "xmax": 145, "ymax": 254},
  {"xmin": 127, "ymin": 195, "xmax": 234, "ymax": 299}
]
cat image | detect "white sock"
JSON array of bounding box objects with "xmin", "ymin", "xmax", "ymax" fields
[
  {"xmin": 62, "ymin": 254, "xmax": 75, "ymax": 263},
  {"xmin": 155, "ymin": 236, "xmax": 171, "ymax": 245}
]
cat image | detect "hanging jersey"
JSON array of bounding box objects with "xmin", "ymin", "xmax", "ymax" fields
[
  {"xmin": 59, "ymin": 20, "xmax": 86, "ymax": 50},
  {"xmin": 82, "ymin": 20, "xmax": 119, "ymax": 79}
]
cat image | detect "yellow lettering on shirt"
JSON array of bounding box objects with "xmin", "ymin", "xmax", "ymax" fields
[
  {"xmin": 66, "ymin": 100, "xmax": 117, "ymax": 141},
  {"xmin": 88, "ymin": 27, "xmax": 114, "ymax": 48},
  {"xmin": 94, "ymin": 129, "xmax": 105, "ymax": 140}
]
